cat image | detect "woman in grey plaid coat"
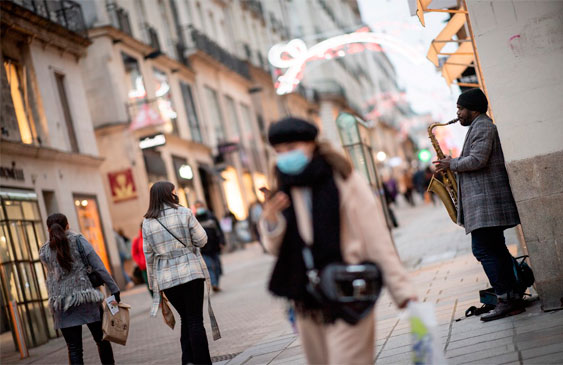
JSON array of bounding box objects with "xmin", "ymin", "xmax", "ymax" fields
[{"xmin": 142, "ymin": 181, "xmax": 220, "ymax": 365}]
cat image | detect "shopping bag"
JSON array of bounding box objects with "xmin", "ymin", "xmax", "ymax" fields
[
  {"xmin": 161, "ymin": 293, "xmax": 176, "ymax": 330},
  {"xmin": 102, "ymin": 301, "xmax": 131, "ymax": 346},
  {"xmin": 408, "ymin": 302, "xmax": 447, "ymax": 365}
]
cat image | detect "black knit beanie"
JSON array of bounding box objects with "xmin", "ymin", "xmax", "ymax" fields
[
  {"xmin": 268, "ymin": 117, "xmax": 318, "ymax": 146},
  {"xmin": 457, "ymin": 88, "xmax": 488, "ymax": 113}
]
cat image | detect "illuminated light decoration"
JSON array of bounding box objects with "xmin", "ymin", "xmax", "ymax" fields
[
  {"xmin": 129, "ymin": 103, "xmax": 166, "ymax": 131},
  {"xmin": 268, "ymin": 29, "xmax": 426, "ymax": 95},
  {"xmin": 376, "ymin": 151, "xmax": 387, "ymax": 162},
  {"xmin": 139, "ymin": 134, "xmax": 166, "ymax": 149}
]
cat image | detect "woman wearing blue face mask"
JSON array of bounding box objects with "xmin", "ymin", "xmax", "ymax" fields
[{"xmin": 259, "ymin": 117, "xmax": 417, "ymax": 365}]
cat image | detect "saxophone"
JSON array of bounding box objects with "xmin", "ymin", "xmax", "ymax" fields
[{"xmin": 427, "ymin": 118, "xmax": 459, "ymax": 223}]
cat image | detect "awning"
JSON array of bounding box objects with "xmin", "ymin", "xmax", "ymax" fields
[
  {"xmin": 427, "ymin": 11, "xmax": 468, "ymax": 66},
  {"xmin": 441, "ymin": 41, "xmax": 475, "ymax": 86}
]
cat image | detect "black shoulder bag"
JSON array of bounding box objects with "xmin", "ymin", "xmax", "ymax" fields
[
  {"xmin": 294, "ymin": 192, "xmax": 383, "ymax": 325},
  {"xmin": 76, "ymin": 236, "xmax": 105, "ymax": 288}
]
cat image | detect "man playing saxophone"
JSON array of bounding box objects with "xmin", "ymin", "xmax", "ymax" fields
[{"xmin": 434, "ymin": 88, "xmax": 522, "ymax": 322}]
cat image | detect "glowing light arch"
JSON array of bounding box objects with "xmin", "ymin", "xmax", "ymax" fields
[{"xmin": 268, "ymin": 28, "xmax": 426, "ymax": 95}]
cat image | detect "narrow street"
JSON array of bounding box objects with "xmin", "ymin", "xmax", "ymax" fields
[{"xmin": 2, "ymin": 201, "xmax": 554, "ymax": 365}]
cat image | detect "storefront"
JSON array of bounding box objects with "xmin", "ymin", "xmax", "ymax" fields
[{"xmin": 0, "ymin": 189, "xmax": 55, "ymax": 348}]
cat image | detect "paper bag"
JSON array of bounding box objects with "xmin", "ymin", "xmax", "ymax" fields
[
  {"xmin": 161, "ymin": 293, "xmax": 176, "ymax": 329},
  {"xmin": 408, "ymin": 302, "xmax": 447, "ymax": 365},
  {"xmin": 102, "ymin": 302, "xmax": 131, "ymax": 346}
]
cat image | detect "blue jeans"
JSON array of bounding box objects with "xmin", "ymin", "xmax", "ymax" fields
[
  {"xmin": 203, "ymin": 254, "xmax": 222, "ymax": 288},
  {"xmin": 471, "ymin": 226, "xmax": 516, "ymax": 296}
]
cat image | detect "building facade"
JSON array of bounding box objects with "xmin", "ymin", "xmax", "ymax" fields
[{"xmin": 0, "ymin": 0, "xmax": 122, "ymax": 350}]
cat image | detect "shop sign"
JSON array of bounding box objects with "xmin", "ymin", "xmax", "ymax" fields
[
  {"xmin": 139, "ymin": 134, "xmax": 166, "ymax": 149},
  {"xmin": 108, "ymin": 169, "xmax": 137, "ymax": 203},
  {"xmin": 0, "ymin": 164, "xmax": 24, "ymax": 181}
]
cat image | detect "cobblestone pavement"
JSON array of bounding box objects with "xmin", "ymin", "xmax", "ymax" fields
[{"xmin": 1, "ymin": 202, "xmax": 557, "ymax": 365}]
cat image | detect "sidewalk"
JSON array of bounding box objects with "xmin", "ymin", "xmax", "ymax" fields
[{"xmin": 225, "ymin": 247, "xmax": 563, "ymax": 365}]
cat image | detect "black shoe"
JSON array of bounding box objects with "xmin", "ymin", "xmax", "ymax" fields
[{"xmin": 480, "ymin": 299, "xmax": 524, "ymax": 322}]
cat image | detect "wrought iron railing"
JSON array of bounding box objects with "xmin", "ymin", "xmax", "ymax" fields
[
  {"xmin": 7, "ymin": 0, "xmax": 87, "ymax": 37},
  {"xmin": 190, "ymin": 28, "xmax": 250, "ymax": 79},
  {"xmin": 106, "ymin": 3, "xmax": 132, "ymax": 36}
]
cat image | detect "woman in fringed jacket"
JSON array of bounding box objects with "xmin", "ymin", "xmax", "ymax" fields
[{"xmin": 40, "ymin": 213, "xmax": 120, "ymax": 365}]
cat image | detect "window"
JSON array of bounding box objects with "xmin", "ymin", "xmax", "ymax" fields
[
  {"xmin": 122, "ymin": 53, "xmax": 146, "ymax": 101},
  {"xmin": 204, "ymin": 87, "xmax": 226, "ymax": 142},
  {"xmin": 54, "ymin": 73, "xmax": 79, "ymax": 152},
  {"xmin": 239, "ymin": 103, "xmax": 263, "ymax": 172},
  {"xmin": 2, "ymin": 61, "xmax": 36, "ymax": 144},
  {"xmin": 143, "ymin": 149, "xmax": 168, "ymax": 184},
  {"xmin": 180, "ymin": 82, "xmax": 202, "ymax": 143},
  {"xmin": 224, "ymin": 96, "xmax": 242, "ymax": 141},
  {"xmin": 153, "ymin": 68, "xmax": 178, "ymax": 135}
]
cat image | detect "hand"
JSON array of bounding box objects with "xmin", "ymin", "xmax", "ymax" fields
[
  {"xmin": 433, "ymin": 156, "xmax": 452, "ymax": 173},
  {"xmin": 112, "ymin": 292, "xmax": 121, "ymax": 304},
  {"xmin": 262, "ymin": 192, "xmax": 290, "ymax": 224}
]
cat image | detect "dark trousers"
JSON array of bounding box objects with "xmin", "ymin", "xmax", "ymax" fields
[
  {"xmin": 163, "ymin": 279, "xmax": 211, "ymax": 365},
  {"xmin": 60, "ymin": 319, "xmax": 114, "ymax": 365},
  {"xmin": 202, "ymin": 253, "xmax": 222, "ymax": 288},
  {"xmin": 471, "ymin": 226, "xmax": 517, "ymax": 296}
]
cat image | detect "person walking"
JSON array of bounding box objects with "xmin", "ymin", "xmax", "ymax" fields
[
  {"xmin": 131, "ymin": 222, "xmax": 152, "ymax": 296},
  {"xmin": 248, "ymin": 200, "xmax": 267, "ymax": 252},
  {"xmin": 114, "ymin": 229, "xmax": 134, "ymax": 290},
  {"xmin": 142, "ymin": 181, "xmax": 220, "ymax": 365},
  {"xmin": 259, "ymin": 117, "xmax": 417, "ymax": 364},
  {"xmin": 195, "ymin": 201, "xmax": 226, "ymax": 292},
  {"xmin": 40, "ymin": 213, "xmax": 120, "ymax": 365},
  {"xmin": 434, "ymin": 88, "xmax": 522, "ymax": 322}
]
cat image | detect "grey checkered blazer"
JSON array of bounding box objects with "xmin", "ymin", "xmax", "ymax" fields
[
  {"xmin": 450, "ymin": 114, "xmax": 520, "ymax": 234},
  {"xmin": 142, "ymin": 205, "xmax": 208, "ymax": 293}
]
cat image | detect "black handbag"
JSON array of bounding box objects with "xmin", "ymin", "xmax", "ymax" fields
[
  {"xmin": 76, "ymin": 236, "xmax": 105, "ymax": 287},
  {"xmin": 302, "ymin": 245, "xmax": 383, "ymax": 325}
]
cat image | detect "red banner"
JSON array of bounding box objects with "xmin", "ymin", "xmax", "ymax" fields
[{"xmin": 108, "ymin": 169, "xmax": 137, "ymax": 203}]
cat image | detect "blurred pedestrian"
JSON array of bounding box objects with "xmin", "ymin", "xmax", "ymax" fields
[
  {"xmin": 434, "ymin": 88, "xmax": 522, "ymax": 322},
  {"xmin": 131, "ymin": 222, "xmax": 152, "ymax": 296},
  {"xmin": 401, "ymin": 169, "xmax": 415, "ymax": 207},
  {"xmin": 114, "ymin": 228, "xmax": 134, "ymax": 290},
  {"xmin": 40, "ymin": 213, "xmax": 120, "ymax": 365},
  {"xmin": 220, "ymin": 210, "xmax": 239, "ymax": 251},
  {"xmin": 248, "ymin": 200, "xmax": 266, "ymax": 252},
  {"xmin": 142, "ymin": 181, "xmax": 219, "ymax": 365},
  {"xmin": 195, "ymin": 201, "xmax": 226, "ymax": 292},
  {"xmin": 413, "ymin": 168, "xmax": 426, "ymax": 201},
  {"xmin": 260, "ymin": 117, "xmax": 417, "ymax": 364}
]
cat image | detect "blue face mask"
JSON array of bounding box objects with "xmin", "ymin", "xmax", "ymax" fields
[
  {"xmin": 196, "ymin": 208, "xmax": 206, "ymax": 215},
  {"xmin": 276, "ymin": 149, "xmax": 310, "ymax": 175}
]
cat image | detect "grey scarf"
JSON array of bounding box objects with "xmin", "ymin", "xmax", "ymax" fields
[{"xmin": 39, "ymin": 232, "xmax": 104, "ymax": 311}]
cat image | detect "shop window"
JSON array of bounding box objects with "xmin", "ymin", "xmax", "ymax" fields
[
  {"xmin": 204, "ymin": 86, "xmax": 226, "ymax": 143},
  {"xmin": 153, "ymin": 68, "xmax": 178, "ymax": 135},
  {"xmin": 2, "ymin": 61, "xmax": 37, "ymax": 144},
  {"xmin": 172, "ymin": 155, "xmax": 195, "ymax": 208},
  {"xmin": 180, "ymin": 82, "xmax": 202, "ymax": 143},
  {"xmin": 73, "ymin": 196, "xmax": 111, "ymax": 272},
  {"xmin": 0, "ymin": 190, "xmax": 54, "ymax": 348}
]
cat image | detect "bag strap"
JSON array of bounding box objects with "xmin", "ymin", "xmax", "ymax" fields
[{"xmin": 155, "ymin": 217, "xmax": 189, "ymax": 248}]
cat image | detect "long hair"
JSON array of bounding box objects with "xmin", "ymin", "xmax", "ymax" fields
[
  {"xmin": 46, "ymin": 213, "xmax": 73, "ymax": 272},
  {"xmin": 144, "ymin": 181, "xmax": 179, "ymax": 219},
  {"xmin": 271, "ymin": 141, "xmax": 353, "ymax": 189}
]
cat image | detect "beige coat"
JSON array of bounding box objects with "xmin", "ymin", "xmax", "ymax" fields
[{"xmin": 260, "ymin": 171, "xmax": 416, "ymax": 364}]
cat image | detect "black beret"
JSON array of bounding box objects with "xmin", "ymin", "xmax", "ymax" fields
[
  {"xmin": 268, "ymin": 117, "xmax": 318, "ymax": 146},
  {"xmin": 457, "ymin": 88, "xmax": 488, "ymax": 113}
]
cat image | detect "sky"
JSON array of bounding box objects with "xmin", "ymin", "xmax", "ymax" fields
[{"xmin": 357, "ymin": 0, "xmax": 467, "ymax": 149}]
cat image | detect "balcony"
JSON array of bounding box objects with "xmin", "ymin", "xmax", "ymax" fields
[
  {"xmin": 190, "ymin": 28, "xmax": 250, "ymax": 79},
  {"xmin": 146, "ymin": 25, "xmax": 161, "ymax": 51},
  {"xmin": 107, "ymin": 3, "xmax": 132, "ymax": 37},
  {"xmin": 5, "ymin": 0, "xmax": 87, "ymax": 37}
]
